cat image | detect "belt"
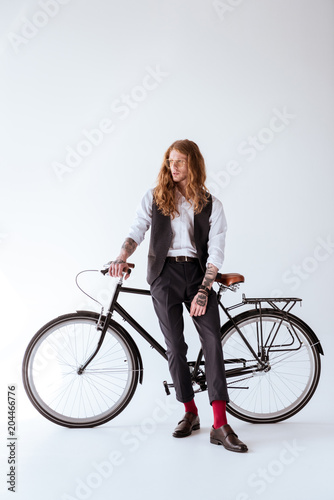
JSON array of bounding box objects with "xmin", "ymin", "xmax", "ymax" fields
[{"xmin": 166, "ymin": 256, "xmax": 199, "ymax": 263}]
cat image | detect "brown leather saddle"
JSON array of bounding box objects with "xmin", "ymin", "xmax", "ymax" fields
[{"xmin": 215, "ymin": 273, "xmax": 244, "ymax": 286}]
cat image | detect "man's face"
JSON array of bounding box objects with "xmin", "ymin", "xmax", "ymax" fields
[{"xmin": 168, "ymin": 149, "xmax": 188, "ymax": 185}]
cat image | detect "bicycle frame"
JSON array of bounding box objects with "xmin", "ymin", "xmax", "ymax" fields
[{"xmin": 78, "ymin": 276, "xmax": 312, "ymax": 391}]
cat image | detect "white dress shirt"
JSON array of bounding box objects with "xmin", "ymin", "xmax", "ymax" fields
[{"xmin": 127, "ymin": 188, "xmax": 227, "ymax": 271}]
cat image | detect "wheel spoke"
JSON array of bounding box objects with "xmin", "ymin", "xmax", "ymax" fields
[
  {"xmin": 222, "ymin": 311, "xmax": 320, "ymax": 423},
  {"xmin": 23, "ymin": 316, "xmax": 138, "ymax": 427}
]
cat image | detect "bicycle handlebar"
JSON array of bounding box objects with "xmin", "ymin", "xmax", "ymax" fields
[
  {"xmin": 101, "ymin": 263, "xmax": 135, "ymax": 276},
  {"xmin": 101, "ymin": 266, "xmax": 241, "ymax": 288}
]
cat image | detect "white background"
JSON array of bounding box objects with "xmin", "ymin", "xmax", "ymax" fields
[{"xmin": 0, "ymin": 0, "xmax": 333, "ymax": 499}]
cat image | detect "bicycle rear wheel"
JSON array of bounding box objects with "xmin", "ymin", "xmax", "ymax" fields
[
  {"xmin": 221, "ymin": 309, "xmax": 321, "ymax": 423},
  {"xmin": 22, "ymin": 312, "xmax": 140, "ymax": 428}
]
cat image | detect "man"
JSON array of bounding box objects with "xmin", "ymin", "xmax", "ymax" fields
[{"xmin": 109, "ymin": 139, "xmax": 248, "ymax": 452}]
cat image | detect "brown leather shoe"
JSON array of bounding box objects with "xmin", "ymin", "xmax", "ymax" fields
[
  {"xmin": 210, "ymin": 424, "xmax": 248, "ymax": 452},
  {"xmin": 172, "ymin": 412, "xmax": 200, "ymax": 438}
]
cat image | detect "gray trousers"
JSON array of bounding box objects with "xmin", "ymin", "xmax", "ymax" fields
[{"xmin": 150, "ymin": 260, "xmax": 229, "ymax": 404}]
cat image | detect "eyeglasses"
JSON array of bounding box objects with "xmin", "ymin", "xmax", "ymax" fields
[{"xmin": 166, "ymin": 159, "xmax": 187, "ymax": 168}]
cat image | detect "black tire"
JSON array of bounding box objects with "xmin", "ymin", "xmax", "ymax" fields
[
  {"xmin": 221, "ymin": 309, "xmax": 321, "ymax": 423},
  {"xmin": 22, "ymin": 312, "xmax": 140, "ymax": 428}
]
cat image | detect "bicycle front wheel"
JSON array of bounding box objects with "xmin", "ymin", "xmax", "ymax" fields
[
  {"xmin": 22, "ymin": 313, "xmax": 140, "ymax": 428},
  {"xmin": 221, "ymin": 309, "xmax": 321, "ymax": 423}
]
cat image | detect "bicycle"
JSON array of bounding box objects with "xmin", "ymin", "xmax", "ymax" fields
[{"xmin": 22, "ymin": 264, "xmax": 324, "ymax": 428}]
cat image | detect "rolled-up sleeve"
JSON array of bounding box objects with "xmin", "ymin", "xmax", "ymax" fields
[
  {"xmin": 126, "ymin": 189, "xmax": 153, "ymax": 246},
  {"xmin": 207, "ymin": 196, "xmax": 227, "ymax": 270}
]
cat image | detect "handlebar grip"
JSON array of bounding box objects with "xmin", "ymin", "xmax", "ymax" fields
[{"xmin": 101, "ymin": 263, "xmax": 135, "ymax": 276}]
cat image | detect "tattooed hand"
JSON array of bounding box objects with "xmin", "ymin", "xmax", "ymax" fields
[
  {"xmin": 189, "ymin": 263, "xmax": 218, "ymax": 317},
  {"xmin": 190, "ymin": 291, "xmax": 208, "ymax": 317},
  {"xmin": 108, "ymin": 259, "xmax": 130, "ymax": 279}
]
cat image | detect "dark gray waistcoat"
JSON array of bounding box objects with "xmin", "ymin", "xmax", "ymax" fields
[{"xmin": 147, "ymin": 195, "xmax": 212, "ymax": 285}]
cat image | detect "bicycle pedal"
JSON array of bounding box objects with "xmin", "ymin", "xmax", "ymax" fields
[{"xmin": 163, "ymin": 380, "xmax": 172, "ymax": 395}]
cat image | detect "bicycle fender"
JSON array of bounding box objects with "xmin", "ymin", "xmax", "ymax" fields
[
  {"xmin": 220, "ymin": 308, "xmax": 324, "ymax": 356},
  {"xmin": 76, "ymin": 310, "xmax": 144, "ymax": 383},
  {"xmin": 284, "ymin": 311, "xmax": 324, "ymax": 356}
]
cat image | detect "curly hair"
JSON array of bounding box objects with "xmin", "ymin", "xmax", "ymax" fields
[{"xmin": 153, "ymin": 139, "xmax": 210, "ymax": 218}]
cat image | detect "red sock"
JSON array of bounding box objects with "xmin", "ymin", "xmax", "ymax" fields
[
  {"xmin": 184, "ymin": 399, "xmax": 198, "ymax": 416},
  {"xmin": 212, "ymin": 400, "xmax": 227, "ymax": 429}
]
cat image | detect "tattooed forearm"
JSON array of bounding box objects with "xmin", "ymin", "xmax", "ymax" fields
[
  {"xmin": 121, "ymin": 238, "xmax": 137, "ymax": 256},
  {"xmin": 117, "ymin": 238, "xmax": 138, "ymax": 261},
  {"xmin": 109, "ymin": 238, "xmax": 137, "ymax": 279},
  {"xmin": 202, "ymin": 263, "xmax": 218, "ymax": 289}
]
